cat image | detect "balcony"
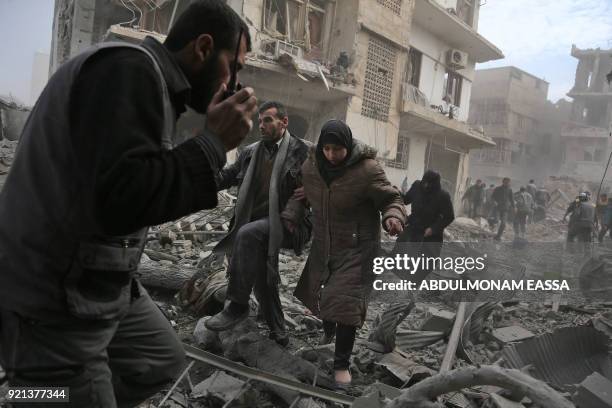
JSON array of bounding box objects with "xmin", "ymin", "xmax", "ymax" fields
[
  {"xmin": 561, "ymin": 123, "xmax": 610, "ymax": 139},
  {"xmin": 413, "ymin": 0, "xmax": 504, "ymax": 63},
  {"xmin": 400, "ymin": 84, "xmax": 495, "ymax": 149}
]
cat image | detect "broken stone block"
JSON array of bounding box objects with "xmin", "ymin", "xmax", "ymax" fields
[
  {"xmin": 489, "ymin": 326, "xmax": 534, "ymax": 345},
  {"xmin": 193, "ymin": 317, "xmax": 222, "ymax": 353},
  {"xmin": 419, "ymin": 307, "xmax": 456, "ymax": 333},
  {"xmin": 192, "ymin": 370, "xmax": 247, "ymax": 402},
  {"xmin": 573, "ymin": 372, "xmax": 612, "ymax": 408},
  {"xmin": 159, "ymin": 229, "xmax": 177, "ymax": 246}
]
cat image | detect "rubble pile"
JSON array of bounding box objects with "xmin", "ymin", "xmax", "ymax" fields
[{"xmin": 0, "ymin": 139, "xmax": 17, "ymax": 188}]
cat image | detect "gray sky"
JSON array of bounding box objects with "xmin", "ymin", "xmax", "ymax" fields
[
  {"xmin": 0, "ymin": 0, "xmax": 611, "ymax": 105},
  {"xmin": 0, "ymin": 0, "xmax": 54, "ymax": 105}
]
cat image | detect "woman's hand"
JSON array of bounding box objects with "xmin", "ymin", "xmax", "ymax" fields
[
  {"xmin": 385, "ymin": 218, "xmax": 403, "ymax": 236},
  {"xmin": 292, "ymin": 186, "xmax": 306, "ymax": 201}
]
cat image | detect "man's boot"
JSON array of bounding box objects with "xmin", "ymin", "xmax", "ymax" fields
[
  {"xmin": 269, "ymin": 331, "xmax": 289, "ymax": 347},
  {"xmin": 205, "ymin": 302, "xmax": 249, "ymax": 331}
]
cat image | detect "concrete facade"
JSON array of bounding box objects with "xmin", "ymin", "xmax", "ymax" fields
[
  {"xmin": 468, "ymin": 66, "xmax": 552, "ymax": 186},
  {"xmin": 387, "ymin": 0, "xmax": 502, "ymax": 205},
  {"xmin": 560, "ymin": 45, "xmax": 612, "ymax": 182},
  {"xmin": 49, "ymin": 0, "xmax": 502, "ymax": 205}
]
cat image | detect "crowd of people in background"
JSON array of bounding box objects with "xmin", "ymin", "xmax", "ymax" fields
[{"xmin": 462, "ymin": 177, "xmax": 612, "ymax": 245}]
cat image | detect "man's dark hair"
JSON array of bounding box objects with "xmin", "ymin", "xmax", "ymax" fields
[
  {"xmin": 502, "ymin": 177, "xmax": 510, "ymax": 183},
  {"xmin": 164, "ymin": 0, "xmax": 251, "ymax": 53},
  {"xmin": 258, "ymin": 101, "xmax": 288, "ymax": 119},
  {"xmin": 520, "ymin": 186, "xmax": 526, "ymax": 192},
  {"xmin": 529, "ymin": 179, "xmax": 535, "ymax": 183}
]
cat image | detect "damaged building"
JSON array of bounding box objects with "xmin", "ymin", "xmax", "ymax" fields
[
  {"xmin": 560, "ymin": 44, "xmax": 612, "ymax": 182},
  {"xmin": 467, "ymin": 67, "xmax": 553, "ymax": 185},
  {"xmin": 0, "ymin": 96, "xmax": 30, "ymax": 142},
  {"xmin": 49, "ymin": 0, "xmax": 502, "ymax": 205}
]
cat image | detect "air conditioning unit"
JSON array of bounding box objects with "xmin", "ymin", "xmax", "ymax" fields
[
  {"xmin": 263, "ymin": 40, "xmax": 302, "ymax": 59},
  {"xmin": 446, "ymin": 49, "xmax": 468, "ymax": 70}
]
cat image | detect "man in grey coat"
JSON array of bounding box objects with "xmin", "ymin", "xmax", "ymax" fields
[{"xmin": 206, "ymin": 101, "xmax": 311, "ymax": 346}]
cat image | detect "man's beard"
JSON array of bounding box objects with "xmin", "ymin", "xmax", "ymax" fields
[
  {"xmin": 187, "ymin": 52, "xmax": 220, "ymax": 114},
  {"xmin": 261, "ymin": 127, "xmax": 279, "ymax": 144}
]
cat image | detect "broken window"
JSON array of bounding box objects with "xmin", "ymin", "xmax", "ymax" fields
[
  {"xmin": 262, "ymin": 0, "xmax": 329, "ymax": 57},
  {"xmin": 362, "ymin": 36, "xmax": 397, "ymax": 122},
  {"xmin": 444, "ymin": 70, "xmax": 463, "ymax": 107},
  {"xmin": 377, "ymin": 0, "xmax": 402, "ymax": 15},
  {"xmin": 406, "ymin": 48, "xmax": 423, "ymax": 88},
  {"xmin": 386, "ymin": 134, "xmax": 410, "ymax": 169}
]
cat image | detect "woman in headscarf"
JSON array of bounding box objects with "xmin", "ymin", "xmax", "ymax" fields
[{"xmin": 291, "ymin": 120, "xmax": 406, "ymax": 386}]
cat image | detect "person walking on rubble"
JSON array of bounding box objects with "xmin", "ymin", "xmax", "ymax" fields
[
  {"xmin": 485, "ymin": 183, "xmax": 497, "ymax": 227},
  {"xmin": 462, "ymin": 179, "xmax": 485, "ymax": 219},
  {"xmin": 513, "ymin": 187, "xmax": 534, "ymax": 239},
  {"xmin": 394, "ymin": 170, "xmax": 455, "ymax": 282},
  {"xmin": 0, "ymin": 2, "xmax": 258, "ymax": 406},
  {"xmin": 492, "ymin": 177, "xmax": 515, "ymax": 241},
  {"xmin": 205, "ymin": 101, "xmax": 312, "ymax": 347},
  {"xmin": 292, "ymin": 120, "xmax": 405, "ymax": 386},
  {"xmin": 599, "ymin": 197, "xmax": 612, "ymax": 243},
  {"xmin": 595, "ymin": 193, "xmax": 608, "ymax": 242},
  {"xmin": 564, "ymin": 192, "xmax": 595, "ymax": 244}
]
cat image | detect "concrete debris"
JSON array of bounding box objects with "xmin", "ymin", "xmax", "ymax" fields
[
  {"xmin": 593, "ymin": 312, "xmax": 612, "ymax": 338},
  {"xmin": 191, "ymin": 370, "xmax": 250, "ymax": 402},
  {"xmin": 573, "ymin": 372, "xmax": 612, "ymax": 408},
  {"xmin": 489, "ymin": 326, "xmax": 535, "ymax": 346},
  {"xmin": 376, "ymin": 351, "xmax": 435, "ymax": 384},
  {"xmin": 419, "ymin": 307, "xmax": 456, "ymax": 333},
  {"xmin": 193, "ymin": 316, "xmax": 222, "ymax": 353},
  {"xmin": 353, "ymin": 382, "xmax": 401, "ymax": 408}
]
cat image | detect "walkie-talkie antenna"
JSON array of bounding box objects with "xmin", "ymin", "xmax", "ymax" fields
[{"xmin": 227, "ymin": 28, "xmax": 243, "ymax": 93}]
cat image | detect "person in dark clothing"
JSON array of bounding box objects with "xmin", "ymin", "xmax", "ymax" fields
[
  {"xmin": 599, "ymin": 197, "xmax": 612, "ymax": 242},
  {"xmin": 513, "ymin": 187, "xmax": 534, "ymax": 238},
  {"xmin": 565, "ymin": 192, "xmax": 595, "ymax": 244},
  {"xmin": 293, "ymin": 120, "xmax": 405, "ymax": 386},
  {"xmin": 463, "ymin": 179, "xmax": 485, "ymax": 218},
  {"xmin": 492, "ymin": 177, "xmax": 515, "ymax": 240},
  {"xmin": 394, "ymin": 170, "xmax": 455, "ymax": 281},
  {"xmin": 596, "ymin": 193, "xmax": 608, "ymax": 241},
  {"xmin": 0, "ymin": 2, "xmax": 257, "ymax": 407},
  {"xmin": 205, "ymin": 101, "xmax": 311, "ymax": 347}
]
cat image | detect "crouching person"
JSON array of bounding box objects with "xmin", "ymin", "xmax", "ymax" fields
[{"xmin": 293, "ymin": 120, "xmax": 406, "ymax": 386}]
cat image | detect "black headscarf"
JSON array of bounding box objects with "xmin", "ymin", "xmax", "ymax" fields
[
  {"xmin": 316, "ymin": 120, "xmax": 354, "ymax": 186},
  {"xmin": 421, "ymin": 170, "xmax": 442, "ymax": 194}
]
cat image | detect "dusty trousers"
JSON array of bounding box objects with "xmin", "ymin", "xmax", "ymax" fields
[
  {"xmin": 226, "ymin": 217, "xmax": 293, "ymax": 338},
  {"xmin": 0, "ymin": 281, "xmax": 184, "ymax": 408}
]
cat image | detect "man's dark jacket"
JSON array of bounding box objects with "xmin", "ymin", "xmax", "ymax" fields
[
  {"xmin": 492, "ymin": 185, "xmax": 515, "ymax": 212},
  {"xmin": 215, "ymin": 132, "xmax": 312, "ymax": 255},
  {"xmin": 402, "ymin": 170, "xmax": 455, "ymax": 242},
  {"xmin": 0, "ymin": 37, "xmax": 225, "ymax": 319}
]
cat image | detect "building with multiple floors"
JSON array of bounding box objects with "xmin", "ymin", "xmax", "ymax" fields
[
  {"xmin": 49, "ymin": 0, "xmax": 502, "ymax": 204},
  {"xmin": 468, "ymin": 67, "xmax": 552, "ymax": 185},
  {"xmin": 560, "ymin": 45, "xmax": 612, "ymax": 182}
]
